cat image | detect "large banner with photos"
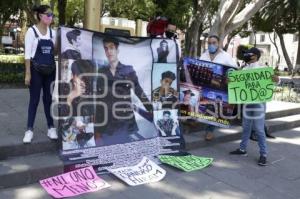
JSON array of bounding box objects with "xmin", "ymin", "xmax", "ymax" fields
[
  {"xmin": 179, "ymin": 58, "xmax": 237, "ymax": 128},
  {"xmin": 56, "ymin": 27, "xmax": 184, "ymax": 173}
]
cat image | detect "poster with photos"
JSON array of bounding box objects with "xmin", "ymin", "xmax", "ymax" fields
[
  {"xmin": 180, "ymin": 58, "xmax": 237, "ymax": 128},
  {"xmin": 58, "ymin": 27, "xmax": 183, "ymax": 173}
]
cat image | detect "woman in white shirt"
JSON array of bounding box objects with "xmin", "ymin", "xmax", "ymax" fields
[{"xmin": 23, "ymin": 5, "xmax": 58, "ymax": 143}]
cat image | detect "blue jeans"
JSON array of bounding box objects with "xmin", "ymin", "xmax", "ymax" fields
[
  {"xmin": 27, "ymin": 67, "xmax": 55, "ymax": 130},
  {"xmin": 240, "ymin": 103, "xmax": 267, "ymax": 156}
]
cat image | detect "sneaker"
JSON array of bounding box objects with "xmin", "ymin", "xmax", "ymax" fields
[
  {"xmin": 258, "ymin": 155, "xmax": 267, "ymax": 166},
  {"xmin": 47, "ymin": 128, "xmax": 58, "ymax": 140},
  {"xmin": 229, "ymin": 149, "xmax": 248, "ymax": 156},
  {"xmin": 23, "ymin": 130, "xmax": 33, "ymax": 144}
]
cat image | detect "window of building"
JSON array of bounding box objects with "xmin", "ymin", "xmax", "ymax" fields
[
  {"xmin": 260, "ymin": 34, "xmax": 265, "ymax": 42},
  {"xmin": 293, "ymin": 34, "xmax": 299, "ymax": 42}
]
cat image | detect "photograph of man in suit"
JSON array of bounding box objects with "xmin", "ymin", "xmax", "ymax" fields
[{"xmin": 95, "ymin": 37, "xmax": 153, "ymax": 145}]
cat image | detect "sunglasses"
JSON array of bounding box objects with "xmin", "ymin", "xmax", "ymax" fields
[{"xmin": 42, "ymin": 13, "xmax": 54, "ymax": 17}]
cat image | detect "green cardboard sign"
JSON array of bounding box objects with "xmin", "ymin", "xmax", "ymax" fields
[
  {"xmin": 158, "ymin": 155, "xmax": 213, "ymax": 172},
  {"xmin": 228, "ymin": 67, "xmax": 275, "ymax": 104}
]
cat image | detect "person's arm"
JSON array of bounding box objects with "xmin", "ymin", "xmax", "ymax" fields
[
  {"xmin": 272, "ymin": 75, "xmax": 280, "ymax": 83},
  {"xmin": 24, "ymin": 28, "xmax": 34, "ymax": 86},
  {"xmin": 155, "ymin": 121, "xmax": 167, "ymax": 136}
]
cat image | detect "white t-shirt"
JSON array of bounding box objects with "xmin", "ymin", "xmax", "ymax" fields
[
  {"xmin": 242, "ymin": 61, "xmax": 261, "ymax": 70},
  {"xmin": 24, "ymin": 25, "xmax": 56, "ymax": 60},
  {"xmin": 200, "ymin": 49, "xmax": 237, "ymax": 68}
]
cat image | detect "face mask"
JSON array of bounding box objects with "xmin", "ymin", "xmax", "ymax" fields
[
  {"xmin": 165, "ymin": 31, "xmax": 175, "ymax": 39},
  {"xmin": 243, "ymin": 53, "xmax": 255, "ymax": 63},
  {"xmin": 244, "ymin": 56, "xmax": 252, "ymax": 63},
  {"xmin": 41, "ymin": 15, "xmax": 53, "ymax": 26},
  {"xmin": 208, "ymin": 44, "xmax": 218, "ymax": 54}
]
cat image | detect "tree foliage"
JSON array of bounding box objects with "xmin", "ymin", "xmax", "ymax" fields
[
  {"xmin": 102, "ymin": 0, "xmax": 156, "ymax": 21},
  {"xmin": 251, "ymin": 0, "xmax": 300, "ymax": 71}
]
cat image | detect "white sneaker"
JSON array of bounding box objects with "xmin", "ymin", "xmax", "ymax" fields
[
  {"xmin": 47, "ymin": 128, "xmax": 58, "ymax": 140},
  {"xmin": 23, "ymin": 130, "xmax": 33, "ymax": 143}
]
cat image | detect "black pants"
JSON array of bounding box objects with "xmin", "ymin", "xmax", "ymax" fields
[{"xmin": 27, "ymin": 67, "xmax": 55, "ymax": 130}]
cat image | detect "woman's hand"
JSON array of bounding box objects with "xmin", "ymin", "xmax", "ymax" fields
[
  {"xmin": 272, "ymin": 75, "xmax": 279, "ymax": 83},
  {"xmin": 25, "ymin": 73, "xmax": 31, "ymax": 86}
]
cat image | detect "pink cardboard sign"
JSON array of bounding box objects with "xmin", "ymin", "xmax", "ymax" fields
[{"xmin": 39, "ymin": 166, "xmax": 110, "ymax": 198}]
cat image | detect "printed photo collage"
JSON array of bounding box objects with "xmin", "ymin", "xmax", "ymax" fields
[
  {"xmin": 151, "ymin": 38, "xmax": 180, "ymax": 138},
  {"xmin": 180, "ymin": 58, "xmax": 236, "ymax": 123},
  {"xmin": 58, "ymin": 28, "xmax": 181, "ymax": 150}
]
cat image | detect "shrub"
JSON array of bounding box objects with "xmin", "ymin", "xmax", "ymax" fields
[{"xmin": 0, "ymin": 63, "xmax": 25, "ymax": 84}]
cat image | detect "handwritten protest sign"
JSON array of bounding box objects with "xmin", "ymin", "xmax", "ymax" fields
[
  {"xmin": 108, "ymin": 157, "xmax": 166, "ymax": 186},
  {"xmin": 228, "ymin": 67, "xmax": 275, "ymax": 104},
  {"xmin": 159, "ymin": 155, "xmax": 213, "ymax": 172},
  {"xmin": 39, "ymin": 166, "xmax": 110, "ymax": 198}
]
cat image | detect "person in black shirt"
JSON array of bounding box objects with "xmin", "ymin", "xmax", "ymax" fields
[
  {"xmin": 157, "ymin": 40, "xmax": 169, "ymax": 63},
  {"xmin": 61, "ymin": 29, "xmax": 82, "ymax": 60}
]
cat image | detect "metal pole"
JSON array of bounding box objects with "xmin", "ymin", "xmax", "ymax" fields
[{"xmin": 84, "ymin": 0, "xmax": 102, "ymax": 31}]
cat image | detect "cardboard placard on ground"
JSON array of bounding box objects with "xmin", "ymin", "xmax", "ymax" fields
[
  {"xmin": 108, "ymin": 157, "xmax": 166, "ymax": 186},
  {"xmin": 228, "ymin": 67, "xmax": 275, "ymax": 104},
  {"xmin": 159, "ymin": 155, "xmax": 213, "ymax": 172},
  {"xmin": 39, "ymin": 166, "xmax": 110, "ymax": 198}
]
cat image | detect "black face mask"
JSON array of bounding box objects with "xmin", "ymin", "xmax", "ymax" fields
[
  {"xmin": 165, "ymin": 31, "xmax": 176, "ymax": 39},
  {"xmin": 244, "ymin": 56, "xmax": 252, "ymax": 63}
]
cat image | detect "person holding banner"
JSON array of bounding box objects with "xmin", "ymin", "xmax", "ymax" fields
[
  {"xmin": 23, "ymin": 5, "xmax": 57, "ymax": 143},
  {"xmin": 230, "ymin": 47, "xmax": 279, "ymax": 166},
  {"xmin": 199, "ymin": 35, "xmax": 237, "ymax": 141}
]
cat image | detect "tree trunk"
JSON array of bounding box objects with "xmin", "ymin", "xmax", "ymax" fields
[
  {"xmin": 57, "ymin": 0, "xmax": 67, "ymax": 25},
  {"xmin": 24, "ymin": 6, "xmax": 37, "ymax": 25},
  {"xmin": 185, "ymin": 17, "xmax": 202, "ymax": 57},
  {"xmin": 295, "ymin": 32, "xmax": 300, "ymax": 73},
  {"xmin": 50, "ymin": 0, "xmax": 55, "ymax": 11},
  {"xmin": 277, "ymin": 31, "xmax": 293, "ymax": 72},
  {"xmin": 223, "ymin": 34, "xmax": 234, "ymax": 51},
  {"xmin": 197, "ymin": 23, "xmax": 204, "ymax": 57},
  {"xmin": 210, "ymin": 0, "xmax": 266, "ymax": 47},
  {"xmin": 268, "ymin": 32, "xmax": 280, "ymax": 68}
]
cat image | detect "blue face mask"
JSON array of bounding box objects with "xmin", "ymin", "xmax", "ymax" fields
[{"xmin": 208, "ymin": 44, "xmax": 218, "ymax": 54}]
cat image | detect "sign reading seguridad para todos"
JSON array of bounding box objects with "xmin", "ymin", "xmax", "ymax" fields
[{"xmin": 228, "ymin": 67, "xmax": 275, "ymax": 104}]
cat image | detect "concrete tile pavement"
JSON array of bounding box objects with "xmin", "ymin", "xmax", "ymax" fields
[{"xmin": 0, "ymin": 127, "xmax": 299, "ymax": 199}]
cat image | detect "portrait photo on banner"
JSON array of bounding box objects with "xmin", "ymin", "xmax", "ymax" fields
[
  {"xmin": 59, "ymin": 28, "xmax": 93, "ymax": 85},
  {"xmin": 179, "ymin": 84, "xmax": 200, "ymax": 117},
  {"xmin": 151, "ymin": 39, "xmax": 177, "ymax": 63},
  {"xmin": 152, "ymin": 63, "xmax": 178, "ymax": 111},
  {"xmin": 60, "ymin": 27, "xmax": 93, "ymax": 60},
  {"xmin": 153, "ymin": 109, "xmax": 180, "ymax": 137},
  {"xmin": 91, "ymin": 34, "xmax": 158, "ymax": 146}
]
